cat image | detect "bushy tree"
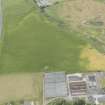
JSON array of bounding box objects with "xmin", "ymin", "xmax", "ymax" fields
[
  {"xmin": 48, "ymin": 98, "xmax": 72, "ymax": 105},
  {"xmin": 73, "ymin": 99, "xmax": 85, "ymax": 105},
  {"xmin": 48, "ymin": 98, "xmax": 93, "ymax": 105}
]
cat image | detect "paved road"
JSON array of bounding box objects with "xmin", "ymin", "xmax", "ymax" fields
[{"xmin": 0, "ymin": 0, "xmax": 2, "ymax": 37}]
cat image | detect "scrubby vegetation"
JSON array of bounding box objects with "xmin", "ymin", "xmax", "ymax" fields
[
  {"xmin": 48, "ymin": 98, "xmax": 93, "ymax": 105},
  {"xmin": 44, "ymin": 0, "xmax": 105, "ymax": 70}
]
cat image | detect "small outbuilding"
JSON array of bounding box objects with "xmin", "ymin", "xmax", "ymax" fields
[
  {"xmin": 89, "ymin": 95, "xmax": 105, "ymax": 105},
  {"xmin": 24, "ymin": 101, "xmax": 34, "ymax": 105},
  {"xmin": 35, "ymin": 0, "xmax": 60, "ymax": 7}
]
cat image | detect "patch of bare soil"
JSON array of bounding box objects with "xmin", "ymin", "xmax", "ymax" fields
[{"xmin": 58, "ymin": 0, "xmax": 105, "ymax": 31}]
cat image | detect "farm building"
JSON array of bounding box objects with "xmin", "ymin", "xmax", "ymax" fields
[
  {"xmin": 86, "ymin": 73, "xmax": 99, "ymax": 95},
  {"xmin": 43, "ymin": 72, "xmax": 105, "ymax": 105},
  {"xmin": 69, "ymin": 81, "xmax": 87, "ymax": 96},
  {"xmin": 44, "ymin": 72, "xmax": 67, "ymax": 99},
  {"xmin": 24, "ymin": 101, "xmax": 34, "ymax": 105},
  {"xmin": 36, "ymin": 0, "xmax": 51, "ymax": 7},
  {"xmin": 67, "ymin": 73, "xmax": 87, "ymax": 99},
  {"xmin": 88, "ymin": 95, "xmax": 105, "ymax": 105},
  {"xmin": 35, "ymin": 0, "xmax": 60, "ymax": 7}
]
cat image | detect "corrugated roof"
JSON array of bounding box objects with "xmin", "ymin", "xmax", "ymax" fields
[
  {"xmin": 44, "ymin": 72, "xmax": 67, "ymax": 98},
  {"xmin": 69, "ymin": 76, "xmax": 82, "ymax": 81},
  {"xmin": 98, "ymin": 96, "xmax": 105, "ymax": 103},
  {"xmin": 45, "ymin": 72, "xmax": 66, "ymax": 83},
  {"xmin": 69, "ymin": 81, "xmax": 87, "ymax": 96}
]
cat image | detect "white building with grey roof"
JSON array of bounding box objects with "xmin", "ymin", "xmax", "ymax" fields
[
  {"xmin": 23, "ymin": 101, "xmax": 34, "ymax": 105},
  {"xmin": 88, "ymin": 95, "xmax": 105, "ymax": 105},
  {"xmin": 36, "ymin": 0, "xmax": 61, "ymax": 7},
  {"xmin": 44, "ymin": 72, "xmax": 67, "ymax": 100}
]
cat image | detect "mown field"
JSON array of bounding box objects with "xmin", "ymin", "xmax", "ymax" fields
[{"xmin": 0, "ymin": 0, "xmax": 88, "ymax": 73}]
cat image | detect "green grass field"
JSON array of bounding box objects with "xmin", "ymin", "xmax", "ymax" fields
[{"xmin": 0, "ymin": 0, "xmax": 88, "ymax": 73}]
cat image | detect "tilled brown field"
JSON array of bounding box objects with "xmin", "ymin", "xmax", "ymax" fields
[{"xmin": 0, "ymin": 73, "xmax": 43, "ymax": 104}]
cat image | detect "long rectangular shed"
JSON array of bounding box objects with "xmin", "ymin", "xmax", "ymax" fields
[{"xmin": 44, "ymin": 72, "xmax": 67, "ymax": 99}]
